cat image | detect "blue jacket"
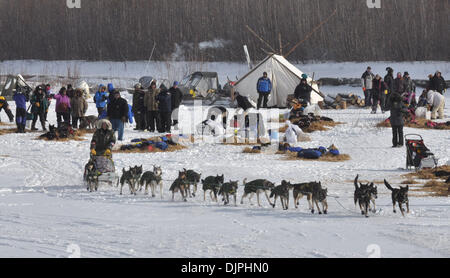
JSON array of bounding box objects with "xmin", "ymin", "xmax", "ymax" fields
[
  {"xmin": 94, "ymin": 84, "xmax": 108, "ymax": 108},
  {"xmin": 13, "ymin": 93, "xmax": 28, "ymax": 109},
  {"xmin": 156, "ymin": 90, "xmax": 172, "ymax": 112},
  {"xmin": 257, "ymin": 77, "xmax": 272, "ymax": 93}
]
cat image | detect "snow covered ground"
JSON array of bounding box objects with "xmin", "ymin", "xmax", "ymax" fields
[{"xmin": 0, "ymin": 89, "xmax": 449, "ymax": 258}]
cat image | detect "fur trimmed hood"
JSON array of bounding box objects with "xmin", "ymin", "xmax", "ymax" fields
[{"xmin": 96, "ymin": 119, "xmax": 113, "ymax": 130}]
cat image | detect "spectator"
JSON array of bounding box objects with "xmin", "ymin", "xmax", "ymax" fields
[
  {"xmin": 256, "ymin": 72, "xmax": 272, "ymax": 109},
  {"xmin": 0, "ymin": 96, "xmax": 14, "ymax": 123},
  {"xmin": 44, "ymin": 84, "xmax": 52, "ymax": 121},
  {"xmin": 294, "ymin": 77, "xmax": 313, "ymax": 105},
  {"xmin": 234, "ymin": 91, "xmax": 254, "ymax": 111},
  {"xmin": 431, "ymin": 71, "xmax": 446, "ymax": 95},
  {"xmin": 371, "ymin": 74, "xmax": 385, "ymax": 114},
  {"xmin": 30, "ymin": 85, "xmax": 49, "ymax": 131},
  {"xmin": 71, "ymin": 89, "xmax": 88, "ymax": 129},
  {"xmin": 394, "ymin": 72, "xmax": 405, "ymax": 95},
  {"xmin": 383, "ymin": 67, "xmax": 395, "ymax": 110},
  {"xmin": 53, "ymin": 87, "xmax": 71, "ymax": 127},
  {"xmin": 13, "ymin": 84, "xmax": 28, "ymax": 133},
  {"xmin": 144, "ymin": 81, "xmax": 160, "ymax": 132},
  {"xmin": 94, "ymin": 84, "xmax": 108, "ymax": 117},
  {"xmin": 156, "ymin": 84, "xmax": 172, "ymax": 133},
  {"xmin": 402, "ymin": 72, "xmax": 416, "ymax": 107},
  {"xmin": 169, "ymin": 81, "xmax": 183, "ymax": 126},
  {"xmin": 107, "ymin": 90, "xmax": 128, "ymax": 141},
  {"xmin": 132, "ymin": 83, "xmax": 146, "ymax": 131},
  {"xmin": 361, "ymin": 66, "xmax": 374, "ymax": 107},
  {"xmin": 389, "ymin": 93, "xmax": 409, "ymax": 148}
]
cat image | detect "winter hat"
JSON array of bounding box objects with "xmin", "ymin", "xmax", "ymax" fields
[
  {"xmin": 404, "ymin": 72, "xmax": 409, "ymax": 76},
  {"xmin": 134, "ymin": 83, "xmax": 143, "ymax": 89},
  {"xmin": 173, "ymin": 81, "xmax": 179, "ymax": 86},
  {"xmin": 107, "ymin": 83, "xmax": 115, "ymax": 92},
  {"xmin": 386, "ymin": 67, "xmax": 393, "ymax": 73},
  {"xmin": 301, "ymin": 73, "xmax": 308, "ymax": 79},
  {"xmin": 150, "ymin": 81, "xmax": 157, "ymax": 87},
  {"xmin": 263, "ymin": 72, "xmax": 268, "ymax": 76}
]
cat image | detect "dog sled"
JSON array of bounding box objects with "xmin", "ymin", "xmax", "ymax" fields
[
  {"xmin": 83, "ymin": 155, "xmax": 119, "ymax": 191},
  {"xmin": 405, "ymin": 134, "xmax": 438, "ymax": 171}
]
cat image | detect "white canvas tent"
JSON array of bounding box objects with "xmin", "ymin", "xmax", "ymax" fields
[{"xmin": 233, "ymin": 54, "xmax": 323, "ymax": 107}]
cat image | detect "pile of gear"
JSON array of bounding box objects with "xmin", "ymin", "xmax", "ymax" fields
[
  {"xmin": 288, "ymin": 113, "xmax": 335, "ymax": 130},
  {"xmin": 279, "ymin": 144, "xmax": 341, "ymax": 159},
  {"xmin": 318, "ymin": 93, "xmax": 366, "ymax": 110},
  {"xmin": 119, "ymin": 136, "xmax": 178, "ymax": 152}
]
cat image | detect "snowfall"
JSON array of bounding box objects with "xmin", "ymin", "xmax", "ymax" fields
[{"xmin": 0, "ymin": 60, "xmax": 449, "ymax": 258}]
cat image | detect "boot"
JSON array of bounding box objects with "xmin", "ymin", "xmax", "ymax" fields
[
  {"xmin": 31, "ymin": 120, "xmax": 38, "ymax": 131},
  {"xmin": 41, "ymin": 120, "xmax": 47, "ymax": 131},
  {"xmin": 21, "ymin": 124, "xmax": 26, "ymax": 133}
]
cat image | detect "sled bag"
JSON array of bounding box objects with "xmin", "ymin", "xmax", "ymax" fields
[
  {"xmin": 155, "ymin": 141, "xmax": 168, "ymax": 150},
  {"xmin": 298, "ymin": 149, "xmax": 322, "ymax": 159}
]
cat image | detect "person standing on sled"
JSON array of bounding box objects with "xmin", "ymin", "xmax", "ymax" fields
[
  {"xmin": 389, "ymin": 93, "xmax": 409, "ymax": 148},
  {"xmin": 90, "ymin": 119, "xmax": 116, "ymax": 157},
  {"xmin": 361, "ymin": 66, "xmax": 374, "ymax": 107},
  {"xmin": 256, "ymin": 72, "xmax": 272, "ymax": 109}
]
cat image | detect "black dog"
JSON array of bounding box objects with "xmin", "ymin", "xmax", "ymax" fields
[
  {"xmin": 270, "ymin": 180, "xmax": 291, "ymax": 210},
  {"xmin": 218, "ymin": 180, "xmax": 239, "ymax": 206},
  {"xmin": 118, "ymin": 165, "xmax": 143, "ymax": 195},
  {"xmin": 240, "ymin": 179, "xmax": 275, "ymax": 207},
  {"xmin": 183, "ymin": 168, "xmax": 201, "ymax": 198},
  {"xmin": 354, "ymin": 175, "xmax": 372, "ymax": 217},
  {"xmin": 354, "ymin": 175, "xmax": 378, "ymax": 213},
  {"xmin": 384, "ymin": 180, "xmax": 410, "ymax": 216},
  {"xmin": 202, "ymin": 174, "xmax": 224, "ymax": 202}
]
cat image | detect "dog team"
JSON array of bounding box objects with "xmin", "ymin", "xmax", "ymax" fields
[{"xmin": 97, "ymin": 165, "xmax": 410, "ymax": 217}]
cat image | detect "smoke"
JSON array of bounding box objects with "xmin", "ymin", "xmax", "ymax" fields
[{"xmin": 198, "ymin": 39, "xmax": 231, "ymax": 50}]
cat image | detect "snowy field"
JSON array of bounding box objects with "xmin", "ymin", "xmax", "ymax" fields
[
  {"xmin": 0, "ymin": 61, "xmax": 449, "ymax": 258},
  {"xmin": 1, "ymin": 60, "xmax": 449, "ymax": 88}
]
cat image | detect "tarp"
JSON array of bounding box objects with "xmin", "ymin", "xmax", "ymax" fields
[{"xmin": 233, "ymin": 54, "xmax": 323, "ymax": 107}]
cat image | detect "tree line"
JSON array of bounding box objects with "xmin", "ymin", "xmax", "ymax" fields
[{"xmin": 0, "ymin": 0, "xmax": 448, "ymax": 62}]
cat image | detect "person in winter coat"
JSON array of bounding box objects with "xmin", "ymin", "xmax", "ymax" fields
[
  {"xmin": 66, "ymin": 84, "xmax": 75, "ymax": 99},
  {"xmin": 44, "ymin": 84, "xmax": 52, "ymax": 122},
  {"xmin": 389, "ymin": 93, "xmax": 409, "ymax": 148},
  {"xmin": 426, "ymin": 90, "xmax": 445, "ymax": 120},
  {"xmin": 90, "ymin": 119, "xmax": 116, "ymax": 157},
  {"xmin": 371, "ymin": 75, "xmax": 385, "ymax": 114},
  {"xmin": 169, "ymin": 81, "xmax": 183, "ymax": 126},
  {"xmin": 144, "ymin": 81, "xmax": 160, "ymax": 132},
  {"xmin": 294, "ymin": 77, "xmax": 313, "ymax": 104},
  {"xmin": 0, "ymin": 96, "xmax": 14, "ymax": 123},
  {"xmin": 256, "ymin": 72, "xmax": 272, "ymax": 109},
  {"xmin": 234, "ymin": 91, "xmax": 254, "ymax": 111},
  {"xmin": 94, "ymin": 84, "xmax": 108, "ymax": 116},
  {"xmin": 53, "ymin": 87, "xmax": 71, "ymax": 127},
  {"xmin": 361, "ymin": 66, "xmax": 374, "ymax": 107},
  {"xmin": 156, "ymin": 84, "xmax": 172, "ymax": 133},
  {"xmin": 70, "ymin": 89, "xmax": 88, "ymax": 129},
  {"xmin": 107, "ymin": 90, "xmax": 128, "ymax": 141},
  {"xmin": 132, "ymin": 83, "xmax": 146, "ymax": 131},
  {"xmin": 13, "ymin": 84, "xmax": 28, "ymax": 133},
  {"xmin": 383, "ymin": 67, "xmax": 395, "ymax": 111},
  {"xmin": 107, "ymin": 83, "xmax": 115, "ymax": 104},
  {"xmin": 431, "ymin": 71, "xmax": 447, "ymax": 95},
  {"xmin": 394, "ymin": 72, "xmax": 405, "ymax": 96},
  {"xmin": 30, "ymin": 85, "xmax": 49, "ymax": 131},
  {"xmin": 402, "ymin": 72, "xmax": 416, "ymax": 107}
]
